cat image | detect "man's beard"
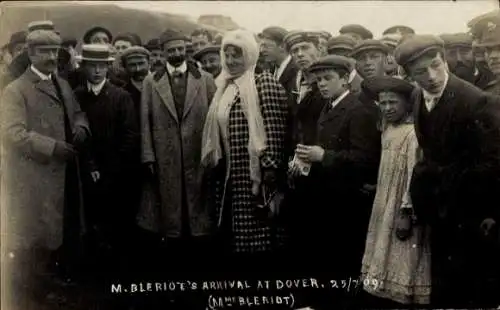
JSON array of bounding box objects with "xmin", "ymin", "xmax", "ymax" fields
[
  {"xmin": 167, "ymin": 55, "xmax": 185, "ymax": 67},
  {"xmin": 451, "ymin": 62, "xmax": 475, "ymax": 82}
]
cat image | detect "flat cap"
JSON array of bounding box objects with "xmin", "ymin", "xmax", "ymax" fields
[
  {"xmin": 339, "ymin": 24, "xmax": 373, "ymax": 40},
  {"xmin": 83, "ymin": 26, "xmax": 113, "ymax": 44},
  {"xmin": 382, "ymin": 25, "xmax": 415, "ymax": 36},
  {"xmin": 381, "ymin": 34, "xmax": 402, "ymax": 49},
  {"xmin": 315, "ymin": 30, "xmax": 332, "ymax": 40},
  {"xmin": 160, "ymin": 29, "xmax": 189, "ymax": 46},
  {"xmin": 259, "ymin": 26, "xmax": 289, "ymax": 45},
  {"xmin": 121, "ymin": 46, "xmax": 151, "ymax": 63},
  {"xmin": 327, "ymin": 34, "xmax": 357, "ymax": 52},
  {"xmin": 362, "ymin": 76, "xmax": 415, "ymax": 100},
  {"xmin": 193, "ymin": 45, "xmax": 220, "ymax": 61},
  {"xmin": 28, "ymin": 20, "xmax": 55, "ymax": 33},
  {"xmin": 439, "ymin": 33, "xmax": 473, "ymax": 48},
  {"xmin": 468, "ymin": 11, "xmax": 500, "ymax": 47},
  {"xmin": 145, "ymin": 38, "xmax": 161, "ymax": 51},
  {"xmin": 26, "ymin": 30, "xmax": 61, "ymax": 47},
  {"xmin": 307, "ymin": 55, "xmax": 353, "ymax": 73},
  {"xmin": 283, "ymin": 30, "xmax": 319, "ymax": 51},
  {"xmin": 394, "ymin": 35, "xmax": 444, "ymax": 67},
  {"xmin": 467, "ymin": 9, "xmax": 500, "ymax": 36},
  {"xmin": 350, "ymin": 39, "xmax": 390, "ymax": 58},
  {"xmin": 76, "ymin": 44, "xmax": 115, "ymax": 62}
]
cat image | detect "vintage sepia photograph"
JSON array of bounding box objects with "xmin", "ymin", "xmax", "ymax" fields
[{"xmin": 1, "ymin": 0, "xmax": 500, "ymax": 309}]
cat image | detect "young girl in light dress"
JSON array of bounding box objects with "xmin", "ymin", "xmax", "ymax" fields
[{"xmin": 360, "ymin": 76, "xmax": 431, "ymax": 307}]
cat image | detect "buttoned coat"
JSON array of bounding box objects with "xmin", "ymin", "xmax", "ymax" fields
[
  {"xmin": 1, "ymin": 68, "xmax": 89, "ymax": 251},
  {"xmin": 287, "ymin": 92, "xmax": 380, "ymax": 274},
  {"xmin": 140, "ymin": 63, "xmax": 216, "ymax": 237}
]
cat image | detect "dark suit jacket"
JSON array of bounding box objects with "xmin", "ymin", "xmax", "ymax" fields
[
  {"xmin": 277, "ymin": 59, "xmax": 298, "ymax": 96},
  {"xmin": 410, "ymin": 74, "xmax": 500, "ymax": 304}
]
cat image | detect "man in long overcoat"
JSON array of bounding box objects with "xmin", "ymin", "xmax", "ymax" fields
[
  {"xmin": 141, "ymin": 29, "xmax": 216, "ymax": 264},
  {"xmin": 395, "ymin": 35, "xmax": 500, "ymax": 307},
  {"xmin": 1, "ymin": 28, "xmax": 90, "ymax": 304}
]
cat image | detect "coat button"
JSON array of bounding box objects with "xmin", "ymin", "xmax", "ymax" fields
[
  {"xmin": 458, "ymin": 224, "xmax": 462, "ymax": 229},
  {"xmin": 448, "ymin": 256, "xmax": 452, "ymax": 261}
]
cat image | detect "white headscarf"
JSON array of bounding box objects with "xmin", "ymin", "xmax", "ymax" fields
[{"xmin": 201, "ymin": 29, "xmax": 267, "ymax": 195}]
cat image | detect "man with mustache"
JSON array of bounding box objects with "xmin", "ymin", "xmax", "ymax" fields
[
  {"xmin": 440, "ymin": 33, "xmax": 493, "ymax": 90},
  {"xmin": 141, "ymin": 29, "xmax": 216, "ymax": 268},
  {"xmin": 1, "ymin": 27, "xmax": 90, "ymax": 303},
  {"xmin": 121, "ymin": 46, "xmax": 151, "ymax": 123},
  {"xmin": 145, "ymin": 38, "xmax": 166, "ymax": 73},
  {"xmin": 73, "ymin": 44, "xmax": 140, "ymax": 280},
  {"xmin": 396, "ymin": 34, "xmax": 500, "ymax": 307},
  {"xmin": 470, "ymin": 12, "xmax": 500, "ymax": 95}
]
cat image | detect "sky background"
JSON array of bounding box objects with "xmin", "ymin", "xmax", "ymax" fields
[{"xmin": 95, "ymin": 0, "xmax": 499, "ymax": 37}]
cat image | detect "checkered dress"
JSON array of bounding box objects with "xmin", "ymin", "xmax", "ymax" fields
[{"xmin": 212, "ymin": 72, "xmax": 289, "ymax": 253}]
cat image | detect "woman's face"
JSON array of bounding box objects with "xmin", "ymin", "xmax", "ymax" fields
[{"xmin": 224, "ymin": 45, "xmax": 246, "ymax": 77}]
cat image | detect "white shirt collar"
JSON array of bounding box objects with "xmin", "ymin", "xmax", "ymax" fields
[
  {"xmin": 30, "ymin": 65, "xmax": 51, "ymax": 81},
  {"xmin": 331, "ymin": 90, "xmax": 350, "ymax": 110},
  {"xmin": 166, "ymin": 61, "xmax": 187, "ymax": 76},
  {"xmin": 87, "ymin": 79, "xmax": 106, "ymax": 95},
  {"xmin": 275, "ymin": 55, "xmax": 291, "ymax": 80}
]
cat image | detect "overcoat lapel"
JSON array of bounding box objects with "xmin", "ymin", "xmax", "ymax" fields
[
  {"xmin": 153, "ymin": 73, "xmax": 179, "ymax": 123},
  {"xmin": 182, "ymin": 72, "xmax": 201, "ymax": 120},
  {"xmin": 25, "ymin": 69, "xmax": 61, "ymax": 104}
]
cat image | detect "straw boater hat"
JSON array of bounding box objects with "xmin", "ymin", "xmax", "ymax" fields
[{"xmin": 76, "ymin": 44, "xmax": 115, "ymax": 62}]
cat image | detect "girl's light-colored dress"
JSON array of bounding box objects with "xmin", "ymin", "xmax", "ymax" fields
[{"xmin": 361, "ymin": 122, "xmax": 431, "ymax": 305}]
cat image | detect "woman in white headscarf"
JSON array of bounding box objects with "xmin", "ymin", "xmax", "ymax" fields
[{"xmin": 201, "ymin": 29, "xmax": 289, "ymax": 254}]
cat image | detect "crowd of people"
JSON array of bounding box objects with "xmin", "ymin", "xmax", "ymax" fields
[{"xmin": 1, "ymin": 7, "xmax": 500, "ymax": 310}]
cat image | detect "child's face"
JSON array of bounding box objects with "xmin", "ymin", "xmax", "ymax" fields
[
  {"xmin": 314, "ymin": 69, "xmax": 347, "ymax": 99},
  {"xmin": 378, "ymin": 91, "xmax": 408, "ymax": 124}
]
